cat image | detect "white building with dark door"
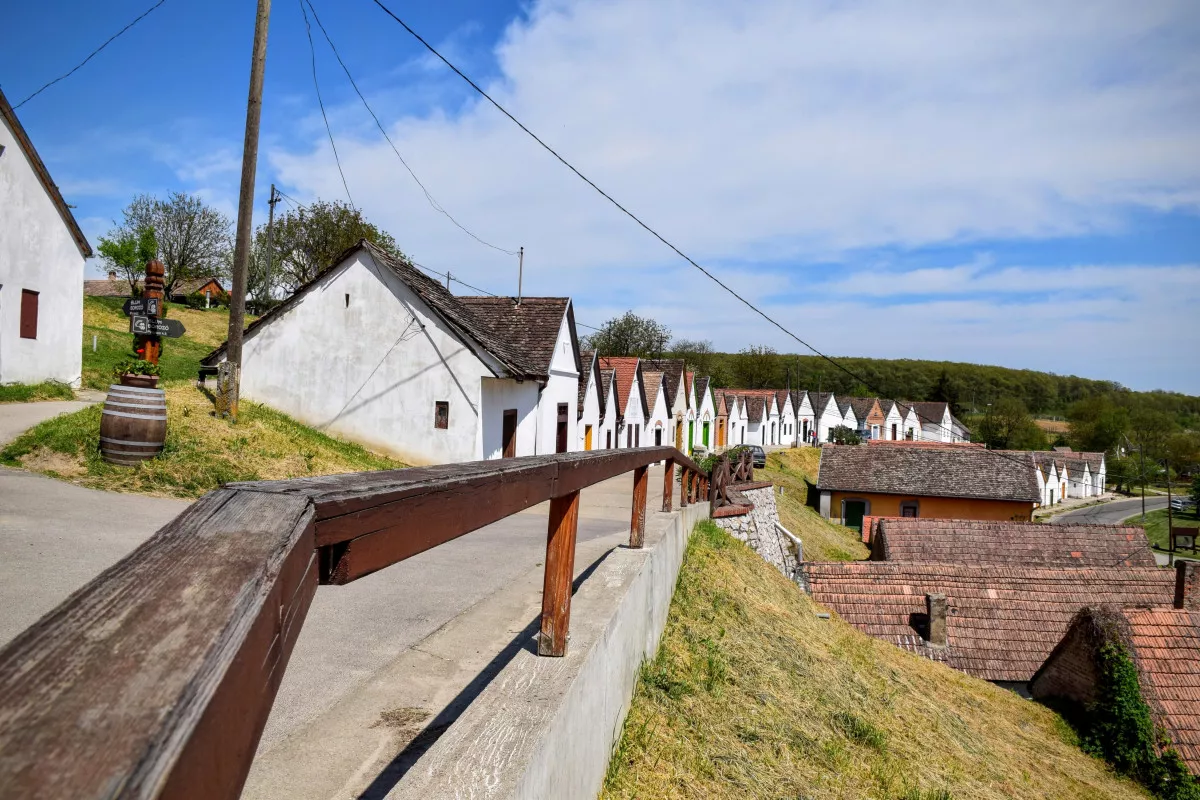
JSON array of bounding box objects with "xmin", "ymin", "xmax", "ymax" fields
[
  {"xmin": 598, "ymin": 356, "xmax": 647, "ymax": 449},
  {"xmin": 694, "ymin": 377, "xmax": 715, "ymax": 451},
  {"xmin": 0, "ymin": 89, "xmax": 92, "ymax": 387},
  {"xmin": 792, "ymin": 390, "xmax": 816, "ymax": 445},
  {"xmin": 201, "ymin": 241, "xmax": 580, "ymax": 465},
  {"xmin": 643, "ymin": 370, "xmax": 671, "ymax": 448}
]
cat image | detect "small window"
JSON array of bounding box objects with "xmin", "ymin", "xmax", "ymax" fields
[
  {"xmin": 900, "ymin": 501, "xmax": 919, "ymax": 518},
  {"xmin": 20, "ymin": 290, "xmax": 39, "ymax": 339},
  {"xmin": 434, "ymin": 401, "xmax": 449, "ymax": 429},
  {"xmin": 345, "ymin": 293, "xmax": 350, "ymax": 308}
]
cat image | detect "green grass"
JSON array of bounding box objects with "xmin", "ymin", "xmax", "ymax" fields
[
  {"xmin": 1, "ymin": 383, "xmax": 403, "ymax": 498},
  {"xmin": 758, "ymin": 447, "xmax": 869, "ymax": 562},
  {"xmin": 1128, "ymin": 507, "xmax": 1200, "ymax": 551},
  {"xmin": 0, "ymin": 381, "xmax": 76, "ymax": 403},
  {"xmin": 600, "ymin": 522, "xmax": 1150, "ymax": 800}
]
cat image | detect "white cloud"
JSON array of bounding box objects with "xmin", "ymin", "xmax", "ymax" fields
[{"xmin": 266, "ymin": 0, "xmax": 1200, "ymax": 390}]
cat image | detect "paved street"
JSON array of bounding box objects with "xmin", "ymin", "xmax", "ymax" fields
[
  {"xmin": 0, "ymin": 399, "xmax": 96, "ymax": 447},
  {"xmin": 1051, "ymin": 495, "xmax": 1169, "ymax": 525}
]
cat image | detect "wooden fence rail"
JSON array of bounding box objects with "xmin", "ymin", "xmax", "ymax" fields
[
  {"xmin": 0, "ymin": 446, "xmax": 705, "ymax": 800},
  {"xmin": 708, "ymin": 446, "xmax": 755, "ymax": 511}
]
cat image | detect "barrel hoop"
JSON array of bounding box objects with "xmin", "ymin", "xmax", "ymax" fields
[
  {"xmin": 104, "ymin": 400, "xmax": 167, "ymax": 410},
  {"xmin": 99, "ymin": 436, "xmax": 165, "ymax": 448},
  {"xmin": 102, "ymin": 457, "xmax": 151, "ymax": 466},
  {"xmin": 101, "ymin": 409, "xmax": 167, "ymax": 421},
  {"xmin": 106, "ymin": 385, "xmax": 164, "ymax": 395}
]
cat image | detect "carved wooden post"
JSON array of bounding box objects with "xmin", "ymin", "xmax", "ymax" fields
[
  {"xmin": 662, "ymin": 458, "xmax": 674, "ymax": 512},
  {"xmin": 630, "ymin": 466, "xmax": 648, "ymax": 548},
  {"xmin": 539, "ymin": 490, "xmax": 580, "ymax": 657},
  {"xmin": 137, "ymin": 259, "xmax": 165, "ymax": 364}
]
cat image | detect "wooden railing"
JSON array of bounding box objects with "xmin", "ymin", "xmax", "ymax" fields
[
  {"xmin": 0, "ymin": 446, "xmax": 707, "ymax": 800},
  {"xmin": 707, "ymin": 446, "xmax": 755, "ymax": 510}
]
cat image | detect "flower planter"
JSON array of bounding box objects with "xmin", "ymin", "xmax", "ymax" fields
[{"xmin": 119, "ymin": 373, "xmax": 159, "ymax": 389}]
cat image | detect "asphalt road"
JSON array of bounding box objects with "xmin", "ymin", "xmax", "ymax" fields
[{"xmin": 1051, "ymin": 495, "xmax": 1170, "ymax": 525}]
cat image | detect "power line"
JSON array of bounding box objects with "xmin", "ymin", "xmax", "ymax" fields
[
  {"xmin": 303, "ymin": 0, "xmax": 518, "ymax": 257},
  {"xmin": 367, "ymin": 0, "xmax": 1064, "ymax": 483},
  {"xmin": 13, "ymin": 0, "xmax": 168, "ymax": 110},
  {"xmin": 298, "ymin": 0, "xmax": 355, "ymax": 208}
]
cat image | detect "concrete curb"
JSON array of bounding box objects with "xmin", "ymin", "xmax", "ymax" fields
[{"xmin": 389, "ymin": 502, "xmax": 710, "ymax": 799}]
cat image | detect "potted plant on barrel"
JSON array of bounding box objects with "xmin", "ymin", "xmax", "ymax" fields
[{"xmin": 114, "ymin": 358, "xmax": 161, "ymax": 389}]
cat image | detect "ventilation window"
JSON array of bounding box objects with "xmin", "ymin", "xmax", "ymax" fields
[
  {"xmin": 20, "ymin": 289, "xmax": 39, "ymax": 340},
  {"xmin": 434, "ymin": 401, "xmax": 449, "ymax": 430},
  {"xmin": 345, "ymin": 293, "xmax": 350, "ymax": 308}
]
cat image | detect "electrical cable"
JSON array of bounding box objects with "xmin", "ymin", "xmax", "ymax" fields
[
  {"xmin": 299, "ymin": 0, "xmax": 355, "ymax": 209},
  {"xmin": 13, "ymin": 0, "xmax": 168, "ymax": 110},
  {"xmin": 303, "ymin": 0, "xmax": 518, "ymax": 257}
]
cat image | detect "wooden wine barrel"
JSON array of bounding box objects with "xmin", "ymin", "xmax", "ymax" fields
[{"xmin": 99, "ymin": 385, "xmax": 167, "ymax": 466}]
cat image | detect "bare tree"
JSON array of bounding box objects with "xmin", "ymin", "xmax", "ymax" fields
[{"xmin": 124, "ymin": 192, "xmax": 233, "ymax": 295}]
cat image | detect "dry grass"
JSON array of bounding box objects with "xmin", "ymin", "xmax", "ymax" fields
[
  {"xmin": 601, "ymin": 522, "xmax": 1150, "ymax": 800},
  {"xmin": 83, "ymin": 295, "xmax": 245, "ymax": 349},
  {"xmin": 1, "ymin": 384, "xmax": 403, "ymax": 498},
  {"xmin": 759, "ymin": 447, "xmax": 869, "ymax": 562}
]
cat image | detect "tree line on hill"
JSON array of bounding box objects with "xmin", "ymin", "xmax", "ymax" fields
[{"xmin": 583, "ymin": 311, "xmax": 1200, "ymax": 479}]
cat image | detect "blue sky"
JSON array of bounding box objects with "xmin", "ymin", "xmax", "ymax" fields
[{"xmin": 3, "ymin": 0, "xmax": 1198, "ymax": 393}]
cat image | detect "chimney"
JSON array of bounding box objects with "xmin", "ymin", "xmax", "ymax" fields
[
  {"xmin": 107, "ymin": 270, "xmax": 117, "ymax": 281},
  {"xmin": 926, "ymin": 593, "xmax": 948, "ymax": 647},
  {"xmin": 1175, "ymin": 561, "xmax": 1199, "ymax": 611}
]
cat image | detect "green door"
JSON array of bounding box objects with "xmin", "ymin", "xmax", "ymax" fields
[
  {"xmin": 688, "ymin": 421, "xmax": 694, "ymax": 451},
  {"xmin": 702, "ymin": 422, "xmax": 710, "ymax": 446},
  {"xmin": 843, "ymin": 500, "xmax": 866, "ymax": 532}
]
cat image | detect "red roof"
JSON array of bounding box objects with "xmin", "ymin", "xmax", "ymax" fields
[
  {"xmin": 1125, "ymin": 607, "xmax": 1200, "ymax": 771},
  {"xmin": 598, "ymin": 357, "xmax": 639, "ymax": 417},
  {"xmin": 872, "ymin": 518, "xmax": 1156, "ymax": 568},
  {"xmin": 800, "ymin": 561, "xmax": 1174, "ymax": 681}
]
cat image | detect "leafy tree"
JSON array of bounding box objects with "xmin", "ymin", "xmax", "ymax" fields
[
  {"xmin": 1164, "ymin": 431, "xmax": 1200, "ymax": 477},
  {"xmin": 582, "ymin": 311, "xmax": 671, "ymax": 358},
  {"xmin": 977, "ymin": 397, "xmax": 1047, "ymax": 450},
  {"xmin": 122, "ymin": 193, "xmax": 233, "ymax": 295},
  {"xmin": 1128, "ymin": 409, "xmax": 1177, "ymax": 462},
  {"xmin": 732, "ymin": 345, "xmax": 781, "ymax": 389},
  {"xmin": 268, "ymin": 200, "xmax": 404, "ymax": 291},
  {"xmin": 1108, "ymin": 455, "xmax": 1138, "ymax": 494},
  {"xmin": 930, "ymin": 369, "xmax": 962, "ymax": 416},
  {"xmin": 829, "ymin": 425, "xmax": 861, "ymax": 445},
  {"xmin": 97, "ymin": 226, "xmax": 157, "ymax": 295},
  {"xmin": 1067, "ymin": 396, "xmax": 1130, "ymax": 454},
  {"xmin": 1191, "ymin": 475, "xmax": 1200, "ymax": 509}
]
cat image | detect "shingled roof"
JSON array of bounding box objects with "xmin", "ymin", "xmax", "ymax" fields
[
  {"xmin": 695, "ymin": 377, "xmax": 711, "ymax": 409},
  {"xmin": 816, "ymin": 444, "xmax": 1041, "ymax": 503},
  {"xmin": 458, "ymin": 296, "xmax": 579, "ymax": 378},
  {"xmin": 847, "ymin": 397, "xmax": 879, "ymax": 421},
  {"xmin": 810, "ymin": 392, "xmax": 835, "ymax": 418},
  {"xmin": 577, "ymin": 351, "xmax": 595, "ymax": 419},
  {"xmin": 0, "ymin": 88, "xmax": 92, "ymax": 257},
  {"xmin": 1033, "ymin": 603, "xmax": 1200, "ymax": 773},
  {"xmin": 800, "ymin": 561, "xmax": 1174, "ymax": 681},
  {"xmin": 1031, "ymin": 449, "xmax": 1104, "ymax": 475},
  {"xmin": 643, "ymin": 371, "xmax": 664, "ymax": 412},
  {"xmin": 641, "ymin": 358, "xmax": 685, "ymax": 408},
  {"xmin": 202, "ymin": 241, "xmax": 555, "ymax": 379},
  {"xmin": 871, "ymin": 518, "xmax": 1156, "ymax": 567},
  {"xmin": 598, "ymin": 369, "xmax": 614, "ymax": 419}
]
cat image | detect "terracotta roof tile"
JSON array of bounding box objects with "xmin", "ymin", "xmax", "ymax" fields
[
  {"xmin": 643, "ymin": 371, "xmax": 664, "ymax": 412},
  {"xmin": 873, "ymin": 518, "xmax": 1156, "ymax": 567},
  {"xmin": 599, "ymin": 357, "xmax": 639, "ymax": 418},
  {"xmin": 1125, "ymin": 607, "xmax": 1200, "ymax": 771},
  {"xmin": 816, "ymin": 444, "xmax": 1041, "ymax": 502},
  {"xmin": 640, "ymin": 359, "xmax": 685, "ymax": 407},
  {"xmin": 800, "ymin": 562, "xmax": 1174, "ymax": 681}
]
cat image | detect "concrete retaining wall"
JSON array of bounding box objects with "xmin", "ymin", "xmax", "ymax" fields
[{"xmin": 390, "ymin": 501, "xmax": 711, "ymax": 800}]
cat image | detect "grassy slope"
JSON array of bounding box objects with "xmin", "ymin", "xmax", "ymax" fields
[
  {"xmin": 602, "ymin": 522, "xmax": 1149, "ymax": 800},
  {"xmin": 757, "ymin": 447, "xmax": 869, "ymax": 561},
  {"xmin": 1132, "ymin": 507, "xmax": 1200, "ymax": 551},
  {"xmin": 81, "ymin": 296, "xmax": 238, "ymax": 389},
  {"xmin": 0, "ymin": 383, "xmax": 402, "ymax": 498},
  {"xmin": 0, "ymin": 382, "xmax": 76, "ymax": 403}
]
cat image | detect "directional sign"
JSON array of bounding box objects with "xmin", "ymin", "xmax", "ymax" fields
[
  {"xmin": 130, "ymin": 315, "xmax": 186, "ymax": 338},
  {"xmin": 122, "ymin": 297, "xmax": 160, "ymax": 317}
]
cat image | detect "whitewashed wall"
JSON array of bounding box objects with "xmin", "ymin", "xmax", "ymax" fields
[
  {"xmin": 578, "ymin": 367, "xmax": 600, "ymax": 451},
  {"xmin": 480, "ymin": 378, "xmax": 539, "ymax": 459},
  {"xmin": 534, "ymin": 312, "xmax": 579, "ymax": 453},
  {"xmin": 0, "ymin": 116, "xmax": 85, "ymax": 387}
]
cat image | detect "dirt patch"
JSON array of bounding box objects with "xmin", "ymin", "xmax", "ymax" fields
[
  {"xmin": 372, "ymin": 707, "xmax": 429, "ymax": 734},
  {"xmin": 20, "ymin": 448, "xmax": 87, "ymax": 478}
]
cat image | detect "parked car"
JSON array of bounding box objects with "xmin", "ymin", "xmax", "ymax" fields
[
  {"xmin": 747, "ymin": 445, "xmax": 766, "ymax": 468},
  {"xmin": 1170, "ymin": 496, "xmax": 1197, "ymax": 511}
]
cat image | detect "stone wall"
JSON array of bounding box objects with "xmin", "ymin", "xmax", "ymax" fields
[{"xmin": 714, "ymin": 484, "xmax": 798, "ymax": 578}]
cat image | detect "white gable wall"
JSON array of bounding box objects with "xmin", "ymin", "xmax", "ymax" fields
[
  {"xmin": 0, "ymin": 115, "xmax": 85, "ymax": 386},
  {"xmin": 534, "ymin": 310, "xmax": 579, "ymax": 453},
  {"xmin": 645, "ymin": 385, "xmax": 671, "ymax": 447},
  {"xmin": 578, "ymin": 367, "xmax": 600, "ymax": 451}
]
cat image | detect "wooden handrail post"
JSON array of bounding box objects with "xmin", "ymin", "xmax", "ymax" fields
[
  {"xmin": 629, "ymin": 465, "xmax": 648, "ymax": 548},
  {"xmin": 662, "ymin": 457, "xmax": 675, "ymax": 511},
  {"xmin": 708, "ymin": 473, "xmax": 717, "ymax": 507},
  {"xmin": 680, "ymin": 466, "xmax": 689, "ymax": 507},
  {"xmin": 539, "ymin": 490, "xmax": 581, "ymax": 657}
]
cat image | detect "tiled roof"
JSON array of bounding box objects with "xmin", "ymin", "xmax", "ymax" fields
[
  {"xmin": 910, "ymin": 401, "xmax": 950, "ymax": 426},
  {"xmin": 685, "ymin": 371, "xmax": 695, "ymax": 406},
  {"xmin": 643, "ymin": 371, "xmax": 664, "ymax": 413},
  {"xmin": 791, "ymin": 389, "xmax": 810, "ymax": 413},
  {"xmin": 800, "ymin": 561, "xmax": 1174, "ymax": 681},
  {"xmin": 0, "ymin": 88, "xmax": 92, "ymax": 257},
  {"xmin": 1124, "ymin": 607, "xmax": 1200, "ymax": 771},
  {"xmin": 810, "ymin": 392, "xmax": 835, "ymax": 417},
  {"xmin": 816, "ymin": 444, "xmax": 1042, "ymax": 502},
  {"xmin": 848, "ymin": 397, "xmax": 879, "ymax": 420},
  {"xmin": 837, "ymin": 398, "xmax": 854, "ymax": 418},
  {"xmin": 696, "ymin": 377, "xmax": 711, "ymax": 410},
  {"xmin": 598, "ymin": 369, "xmax": 614, "ymax": 417},
  {"xmin": 599, "ymin": 357, "xmax": 640, "ymax": 418},
  {"xmin": 640, "ymin": 359, "xmax": 685, "ymax": 408},
  {"xmin": 1031, "ymin": 450, "xmax": 1104, "ymax": 474},
  {"xmin": 459, "ymin": 296, "xmax": 575, "ymax": 379},
  {"xmin": 741, "ymin": 394, "xmax": 766, "ymax": 422},
  {"xmin": 577, "ymin": 351, "xmax": 595, "ymax": 418},
  {"xmin": 83, "ymin": 279, "xmax": 137, "ymax": 297},
  {"xmin": 873, "ymin": 518, "xmax": 1157, "ymax": 567},
  {"xmin": 203, "ymin": 241, "xmax": 544, "ymax": 378},
  {"xmin": 776, "ymin": 390, "xmax": 790, "ymax": 413}
]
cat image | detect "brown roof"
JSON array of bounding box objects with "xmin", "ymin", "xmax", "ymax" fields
[
  {"xmin": 696, "ymin": 377, "xmax": 711, "ymax": 409},
  {"xmin": 810, "ymin": 392, "xmax": 835, "ymax": 418},
  {"xmin": 872, "ymin": 518, "xmax": 1156, "ymax": 568},
  {"xmin": 641, "ymin": 359, "xmax": 685, "ymax": 408},
  {"xmin": 1031, "ymin": 450, "xmax": 1104, "ymax": 474},
  {"xmin": 741, "ymin": 394, "xmax": 766, "ymax": 422},
  {"xmin": 458, "ymin": 296, "xmax": 578, "ymax": 379},
  {"xmin": 817, "ymin": 443, "xmax": 1042, "ymax": 502},
  {"xmin": 0, "ymin": 88, "xmax": 92, "ymax": 257},
  {"xmin": 598, "ymin": 370, "xmax": 615, "ymax": 417},
  {"xmin": 203, "ymin": 241, "xmax": 544, "ymax": 378},
  {"xmin": 643, "ymin": 371, "xmax": 665, "ymax": 412},
  {"xmin": 83, "ymin": 278, "xmax": 137, "ymax": 297},
  {"xmin": 577, "ymin": 351, "xmax": 595, "ymax": 418},
  {"xmin": 910, "ymin": 402, "xmax": 951, "ymax": 429},
  {"xmin": 847, "ymin": 397, "xmax": 881, "ymax": 421},
  {"xmin": 598, "ymin": 357, "xmax": 640, "ymax": 418},
  {"xmin": 791, "ymin": 389, "xmax": 809, "ymax": 413},
  {"xmin": 800, "ymin": 561, "xmax": 1175, "ymax": 681},
  {"xmin": 174, "ymin": 276, "xmax": 225, "ymax": 296}
]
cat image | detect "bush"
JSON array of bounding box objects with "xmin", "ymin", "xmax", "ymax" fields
[
  {"xmin": 112, "ymin": 359, "xmax": 161, "ymax": 380},
  {"xmin": 829, "ymin": 425, "xmax": 861, "ymax": 445}
]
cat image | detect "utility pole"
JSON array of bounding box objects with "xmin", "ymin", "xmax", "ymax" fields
[
  {"xmin": 220, "ymin": 0, "xmax": 272, "ymax": 421},
  {"xmin": 517, "ymin": 246, "xmax": 524, "ymax": 304},
  {"xmin": 1139, "ymin": 438, "xmax": 1147, "ymax": 523},
  {"xmin": 445, "ymin": 270, "xmax": 451, "ymax": 289},
  {"xmin": 1167, "ymin": 459, "xmax": 1175, "ymax": 566},
  {"xmin": 265, "ymin": 184, "xmax": 279, "ymax": 307}
]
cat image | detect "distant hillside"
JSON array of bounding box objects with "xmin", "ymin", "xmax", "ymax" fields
[{"xmin": 681, "ymin": 350, "xmax": 1199, "ymax": 425}]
